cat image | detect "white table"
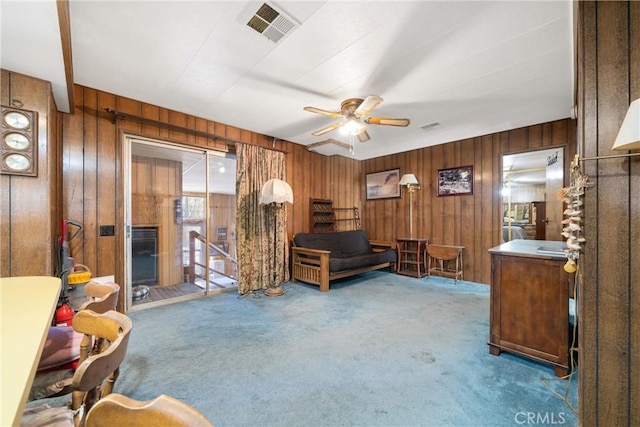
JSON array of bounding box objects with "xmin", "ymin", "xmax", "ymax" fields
[{"xmin": 1, "ymin": 276, "xmax": 61, "ymax": 427}]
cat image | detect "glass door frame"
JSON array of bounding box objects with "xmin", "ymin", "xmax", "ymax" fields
[{"xmin": 123, "ymin": 134, "xmax": 227, "ymax": 312}]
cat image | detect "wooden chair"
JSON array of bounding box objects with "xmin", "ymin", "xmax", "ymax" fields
[
  {"xmin": 73, "ymin": 282, "xmax": 121, "ymax": 369},
  {"xmin": 22, "ymin": 310, "xmax": 133, "ymax": 427},
  {"xmin": 85, "ymin": 394, "xmax": 213, "ymax": 427},
  {"xmin": 31, "ymin": 283, "xmax": 121, "ymax": 401},
  {"xmin": 78, "ymin": 281, "xmax": 120, "ymax": 313},
  {"xmin": 37, "ymin": 282, "xmax": 120, "ymax": 370}
]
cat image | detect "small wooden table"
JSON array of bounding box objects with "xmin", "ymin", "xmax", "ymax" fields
[
  {"xmin": 396, "ymin": 238, "xmax": 429, "ymax": 278},
  {"xmin": 1, "ymin": 276, "xmax": 61, "ymax": 427},
  {"xmin": 426, "ymin": 244, "xmax": 464, "ymax": 283}
]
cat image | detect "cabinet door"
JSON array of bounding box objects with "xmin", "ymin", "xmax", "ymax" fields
[{"xmin": 491, "ymin": 254, "xmax": 570, "ymax": 367}]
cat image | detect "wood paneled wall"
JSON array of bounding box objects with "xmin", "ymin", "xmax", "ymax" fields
[
  {"xmin": 361, "ymin": 118, "xmax": 576, "ymax": 284},
  {"xmin": 286, "ymin": 151, "xmax": 361, "ymax": 236},
  {"xmin": 1, "ymin": 70, "xmax": 61, "ymax": 277},
  {"xmin": 577, "ymin": 1, "xmax": 639, "ymax": 425},
  {"xmin": 508, "ymin": 184, "xmax": 545, "ymax": 204},
  {"xmin": 59, "ymin": 85, "xmax": 361, "ymax": 302},
  {"xmin": 4, "ymin": 77, "xmax": 572, "ymax": 289},
  {"xmin": 131, "ymin": 156, "xmax": 183, "ymax": 286}
]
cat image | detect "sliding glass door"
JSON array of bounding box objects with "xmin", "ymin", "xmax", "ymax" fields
[{"xmin": 124, "ymin": 136, "xmax": 236, "ymax": 311}]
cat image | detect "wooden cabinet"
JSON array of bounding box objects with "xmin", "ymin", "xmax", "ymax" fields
[
  {"xmin": 488, "ymin": 240, "xmax": 574, "ymax": 377},
  {"xmin": 396, "ymin": 238, "xmax": 429, "ymax": 278},
  {"xmin": 309, "ymin": 198, "xmax": 336, "ymax": 233}
]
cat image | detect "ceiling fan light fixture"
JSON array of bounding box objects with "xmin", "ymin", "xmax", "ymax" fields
[
  {"xmin": 341, "ymin": 118, "xmax": 365, "ymax": 136},
  {"xmin": 304, "ymin": 96, "xmax": 410, "ymax": 144}
]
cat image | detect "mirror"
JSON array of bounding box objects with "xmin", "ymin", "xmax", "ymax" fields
[{"xmin": 502, "ymin": 147, "xmax": 564, "ymax": 242}]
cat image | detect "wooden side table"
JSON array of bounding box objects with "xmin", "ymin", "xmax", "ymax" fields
[
  {"xmin": 426, "ymin": 244, "xmax": 464, "ymax": 283},
  {"xmin": 396, "ymin": 238, "xmax": 429, "ymax": 278}
]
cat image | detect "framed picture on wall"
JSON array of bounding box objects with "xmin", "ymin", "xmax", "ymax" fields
[
  {"xmin": 437, "ymin": 165, "xmax": 474, "ymax": 196},
  {"xmin": 217, "ymin": 227, "xmax": 227, "ymax": 241},
  {"xmin": 366, "ymin": 168, "xmax": 401, "ymax": 200}
]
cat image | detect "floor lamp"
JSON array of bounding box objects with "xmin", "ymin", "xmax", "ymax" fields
[
  {"xmin": 259, "ymin": 178, "xmax": 293, "ymax": 297},
  {"xmin": 399, "ymin": 174, "xmax": 420, "ymax": 239}
]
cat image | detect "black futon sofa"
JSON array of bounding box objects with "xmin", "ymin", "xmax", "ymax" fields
[{"xmin": 291, "ymin": 230, "xmax": 396, "ymax": 292}]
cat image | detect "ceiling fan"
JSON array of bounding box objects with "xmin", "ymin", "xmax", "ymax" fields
[{"xmin": 303, "ymin": 96, "xmax": 410, "ymax": 143}]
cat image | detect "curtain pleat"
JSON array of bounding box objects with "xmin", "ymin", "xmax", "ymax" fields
[{"xmin": 235, "ymin": 144, "xmax": 289, "ymax": 294}]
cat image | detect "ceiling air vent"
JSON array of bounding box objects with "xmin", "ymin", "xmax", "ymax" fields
[{"xmin": 243, "ymin": 2, "xmax": 298, "ymax": 43}]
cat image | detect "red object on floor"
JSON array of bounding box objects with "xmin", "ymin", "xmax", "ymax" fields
[{"xmin": 55, "ymin": 302, "xmax": 75, "ymax": 326}]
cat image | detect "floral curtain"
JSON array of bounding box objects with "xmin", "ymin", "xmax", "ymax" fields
[{"xmin": 235, "ymin": 144, "xmax": 289, "ymax": 294}]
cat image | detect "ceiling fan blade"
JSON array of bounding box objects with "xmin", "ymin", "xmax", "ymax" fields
[
  {"xmin": 311, "ymin": 122, "xmax": 343, "ymax": 136},
  {"xmin": 357, "ymin": 130, "xmax": 371, "ymax": 142},
  {"xmin": 354, "ymin": 95, "xmax": 383, "ymax": 117},
  {"xmin": 365, "ymin": 117, "xmax": 411, "ymax": 127},
  {"xmin": 303, "ymin": 106, "xmax": 343, "ymax": 118}
]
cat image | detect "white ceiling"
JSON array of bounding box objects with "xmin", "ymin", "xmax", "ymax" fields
[{"xmin": 1, "ymin": 0, "xmax": 574, "ymax": 161}]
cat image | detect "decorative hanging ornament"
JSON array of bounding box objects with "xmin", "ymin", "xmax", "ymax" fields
[{"xmin": 559, "ymin": 156, "xmax": 592, "ymax": 273}]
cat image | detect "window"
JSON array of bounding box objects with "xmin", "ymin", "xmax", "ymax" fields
[{"xmin": 182, "ymin": 195, "xmax": 205, "ymax": 220}]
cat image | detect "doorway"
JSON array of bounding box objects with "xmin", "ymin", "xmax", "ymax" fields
[{"xmin": 124, "ymin": 136, "xmax": 237, "ymax": 312}]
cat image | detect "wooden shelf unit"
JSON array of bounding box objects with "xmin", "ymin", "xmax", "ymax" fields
[
  {"xmin": 396, "ymin": 238, "xmax": 429, "ymax": 278},
  {"xmin": 309, "ymin": 198, "xmax": 336, "ymax": 233},
  {"xmin": 334, "ymin": 207, "xmax": 361, "ymax": 231},
  {"xmin": 310, "ymin": 199, "xmax": 362, "ymax": 233}
]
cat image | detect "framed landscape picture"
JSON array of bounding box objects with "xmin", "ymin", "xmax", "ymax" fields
[
  {"xmin": 437, "ymin": 165, "xmax": 474, "ymax": 196},
  {"xmin": 366, "ymin": 168, "xmax": 401, "ymax": 200}
]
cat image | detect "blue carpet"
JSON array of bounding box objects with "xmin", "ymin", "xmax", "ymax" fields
[
  {"xmin": 33, "ymin": 271, "xmax": 578, "ymax": 426},
  {"xmin": 120, "ymin": 271, "xmax": 577, "ymax": 426}
]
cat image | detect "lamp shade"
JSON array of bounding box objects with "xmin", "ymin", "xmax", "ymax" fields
[
  {"xmin": 399, "ymin": 173, "xmax": 420, "ymax": 187},
  {"xmin": 612, "ymin": 98, "xmax": 640, "ymax": 151},
  {"xmin": 259, "ymin": 179, "xmax": 293, "ymax": 204}
]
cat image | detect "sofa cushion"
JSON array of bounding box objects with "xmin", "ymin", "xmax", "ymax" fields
[
  {"xmin": 329, "ymin": 249, "xmax": 396, "ymax": 272},
  {"xmin": 293, "ymin": 230, "xmax": 373, "ymax": 258}
]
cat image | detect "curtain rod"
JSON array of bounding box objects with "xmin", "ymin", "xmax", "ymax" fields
[{"xmin": 101, "ymin": 107, "xmax": 288, "ymax": 154}]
